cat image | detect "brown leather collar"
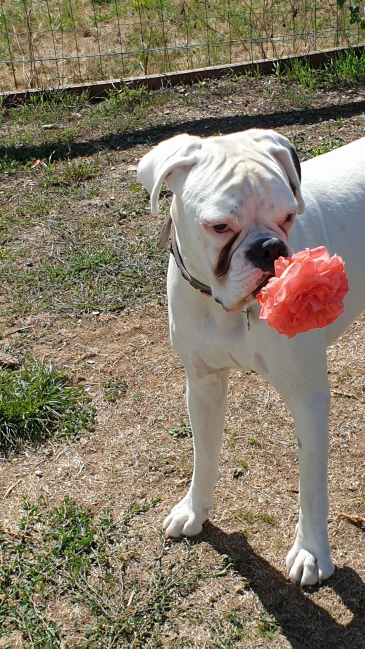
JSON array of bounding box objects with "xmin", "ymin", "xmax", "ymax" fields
[
  {"xmin": 157, "ymin": 217, "xmax": 254, "ymax": 327},
  {"xmin": 170, "ymin": 224, "xmax": 212, "ymax": 296},
  {"xmin": 157, "ymin": 216, "xmax": 212, "ymax": 296}
]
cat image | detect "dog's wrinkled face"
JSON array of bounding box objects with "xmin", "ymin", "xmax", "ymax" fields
[{"xmin": 138, "ymin": 129, "xmax": 304, "ymax": 312}]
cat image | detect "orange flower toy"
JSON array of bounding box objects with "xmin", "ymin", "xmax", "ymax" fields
[{"xmin": 256, "ymin": 247, "xmax": 349, "ymax": 339}]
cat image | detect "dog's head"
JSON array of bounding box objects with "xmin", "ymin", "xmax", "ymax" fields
[{"xmin": 138, "ymin": 129, "xmax": 304, "ymax": 311}]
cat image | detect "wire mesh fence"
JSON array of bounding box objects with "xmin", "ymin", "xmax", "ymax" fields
[{"xmin": 0, "ymin": 0, "xmax": 363, "ymax": 92}]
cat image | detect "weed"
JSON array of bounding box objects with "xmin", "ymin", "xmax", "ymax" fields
[
  {"xmin": 0, "ymin": 157, "xmax": 25, "ymax": 174},
  {"xmin": 258, "ymin": 612, "xmax": 279, "ymax": 639},
  {"xmin": 259, "ymin": 512, "xmax": 274, "ymax": 524},
  {"xmin": 7, "ymin": 91, "xmax": 89, "ymax": 125},
  {"xmin": 248, "ymin": 437, "xmax": 259, "ymax": 446},
  {"xmin": 0, "ymin": 360, "xmax": 95, "ymax": 455},
  {"xmin": 232, "ymin": 459, "xmax": 248, "ymax": 478},
  {"xmin": 309, "ymin": 136, "xmax": 343, "ymax": 157},
  {"xmin": 44, "ymin": 158, "xmax": 101, "ymax": 187},
  {"xmin": 103, "ymin": 376, "xmax": 128, "ymax": 402},
  {"xmin": 129, "ymin": 182, "xmax": 142, "ymax": 192},
  {"xmin": 207, "ymin": 611, "xmax": 247, "ymax": 647},
  {"xmin": 338, "ymin": 367, "xmax": 353, "ymax": 383},
  {"xmin": 235, "ymin": 509, "xmax": 254, "ymax": 524},
  {"xmin": 245, "ymin": 63, "xmax": 262, "ymax": 78},
  {"xmin": 285, "ymin": 58, "xmax": 319, "ymax": 89},
  {"xmin": 121, "ymin": 496, "xmax": 160, "ymax": 529},
  {"xmin": 169, "ymin": 419, "xmax": 192, "ymax": 438},
  {"xmin": 283, "ymin": 49, "xmax": 365, "ymax": 89},
  {"xmin": 226, "ymin": 427, "xmax": 239, "ymax": 446}
]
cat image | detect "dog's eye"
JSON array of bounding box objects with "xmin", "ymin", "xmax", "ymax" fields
[
  {"xmin": 285, "ymin": 213, "xmax": 294, "ymax": 223},
  {"xmin": 213, "ymin": 223, "xmax": 229, "ymax": 232}
]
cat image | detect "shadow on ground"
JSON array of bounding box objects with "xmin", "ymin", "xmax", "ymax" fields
[
  {"xmin": 2, "ymin": 99, "xmax": 365, "ymax": 166},
  {"xmin": 201, "ymin": 522, "xmax": 365, "ymax": 649}
]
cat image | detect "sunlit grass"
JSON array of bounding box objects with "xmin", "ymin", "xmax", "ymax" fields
[{"xmin": 0, "ymin": 360, "xmax": 95, "ymax": 454}]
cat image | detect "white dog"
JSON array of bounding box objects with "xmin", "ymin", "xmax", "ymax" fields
[{"xmin": 137, "ymin": 130, "xmax": 365, "ymax": 586}]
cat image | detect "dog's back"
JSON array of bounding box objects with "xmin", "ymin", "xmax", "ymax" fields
[{"xmin": 289, "ymin": 138, "xmax": 365, "ymax": 344}]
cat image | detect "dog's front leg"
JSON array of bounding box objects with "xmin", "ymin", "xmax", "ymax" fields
[
  {"xmin": 265, "ymin": 334, "xmax": 335, "ymax": 586},
  {"xmin": 163, "ymin": 364, "xmax": 229, "ymax": 538},
  {"xmin": 286, "ymin": 391, "xmax": 335, "ymax": 586}
]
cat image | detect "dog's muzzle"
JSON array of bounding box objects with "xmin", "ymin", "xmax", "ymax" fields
[{"xmin": 246, "ymin": 237, "xmax": 288, "ymax": 273}]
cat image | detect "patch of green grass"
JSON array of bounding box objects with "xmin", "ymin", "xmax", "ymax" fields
[
  {"xmin": 280, "ymin": 49, "xmax": 365, "ymax": 89},
  {"xmin": 0, "ymin": 360, "xmax": 95, "ymax": 455},
  {"xmin": 0, "ymin": 86, "xmax": 172, "ymax": 171},
  {"xmin": 0, "ymin": 226, "xmax": 169, "ymax": 315},
  {"xmin": 0, "ymin": 496, "xmax": 204, "ymax": 647},
  {"xmin": 0, "ymin": 157, "xmax": 25, "ymax": 174},
  {"xmin": 6, "ymin": 90, "xmax": 89, "ymax": 125}
]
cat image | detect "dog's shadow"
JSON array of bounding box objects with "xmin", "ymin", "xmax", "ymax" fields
[{"xmin": 195, "ymin": 522, "xmax": 365, "ymax": 648}]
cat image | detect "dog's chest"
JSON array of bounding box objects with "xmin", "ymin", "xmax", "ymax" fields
[{"xmin": 170, "ymin": 299, "xmax": 262, "ymax": 372}]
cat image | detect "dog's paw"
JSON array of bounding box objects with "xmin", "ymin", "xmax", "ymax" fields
[
  {"xmin": 286, "ymin": 542, "xmax": 335, "ymax": 586},
  {"xmin": 163, "ymin": 493, "xmax": 211, "ymax": 538}
]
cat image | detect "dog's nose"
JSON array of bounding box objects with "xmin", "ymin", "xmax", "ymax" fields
[{"xmin": 246, "ymin": 237, "xmax": 288, "ymax": 272}]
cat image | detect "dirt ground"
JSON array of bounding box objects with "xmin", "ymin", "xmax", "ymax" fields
[{"xmin": 0, "ymin": 75, "xmax": 365, "ymax": 647}]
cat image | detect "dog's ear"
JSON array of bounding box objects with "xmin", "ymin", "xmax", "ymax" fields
[
  {"xmin": 137, "ymin": 133, "xmax": 202, "ymax": 216},
  {"xmin": 247, "ymin": 129, "xmax": 305, "ymax": 215}
]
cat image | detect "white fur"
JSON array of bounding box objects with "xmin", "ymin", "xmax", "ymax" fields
[{"xmin": 138, "ymin": 130, "xmax": 365, "ymax": 586}]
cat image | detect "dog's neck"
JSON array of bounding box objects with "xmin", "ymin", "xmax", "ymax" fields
[{"xmin": 170, "ymin": 225, "xmax": 212, "ymax": 296}]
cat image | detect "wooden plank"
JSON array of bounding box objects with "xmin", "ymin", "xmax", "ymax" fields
[{"xmin": 2, "ymin": 44, "xmax": 365, "ymax": 106}]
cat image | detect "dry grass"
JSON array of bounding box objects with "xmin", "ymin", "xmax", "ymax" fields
[
  {"xmin": 0, "ymin": 74, "xmax": 364, "ymax": 646},
  {"xmin": 1, "ymin": 307, "xmax": 364, "ymax": 646}
]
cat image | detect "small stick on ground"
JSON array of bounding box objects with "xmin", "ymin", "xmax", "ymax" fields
[
  {"xmin": 3, "ymin": 477, "xmax": 23, "ymax": 499},
  {"xmin": 338, "ymin": 512, "xmax": 365, "ymax": 526}
]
